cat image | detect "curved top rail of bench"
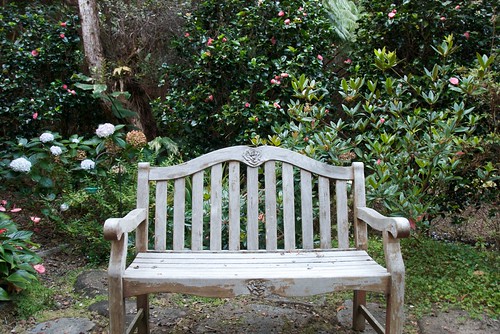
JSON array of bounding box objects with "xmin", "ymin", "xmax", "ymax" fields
[{"xmin": 147, "ymin": 146, "xmax": 355, "ymax": 180}]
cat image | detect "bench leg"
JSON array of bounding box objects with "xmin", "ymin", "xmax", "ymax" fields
[
  {"xmin": 108, "ymin": 276, "xmax": 126, "ymax": 334},
  {"xmin": 352, "ymin": 290, "xmax": 366, "ymax": 331},
  {"xmin": 137, "ymin": 294, "xmax": 149, "ymax": 334},
  {"xmin": 385, "ymin": 276, "xmax": 405, "ymax": 334}
]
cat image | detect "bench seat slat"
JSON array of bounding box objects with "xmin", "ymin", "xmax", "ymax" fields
[{"xmin": 122, "ymin": 251, "xmax": 389, "ymax": 298}]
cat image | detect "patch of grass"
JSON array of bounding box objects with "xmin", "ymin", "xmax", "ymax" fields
[
  {"xmin": 368, "ymin": 235, "xmax": 499, "ymax": 318},
  {"xmin": 13, "ymin": 280, "xmax": 55, "ymax": 319}
]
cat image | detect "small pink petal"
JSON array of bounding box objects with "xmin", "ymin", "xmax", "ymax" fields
[
  {"xmin": 1, "ymin": 200, "xmax": 6, "ymax": 205},
  {"xmin": 30, "ymin": 216, "xmax": 41, "ymax": 223},
  {"xmin": 33, "ymin": 264, "xmax": 46, "ymax": 274},
  {"xmin": 0, "ymin": 206, "xmax": 6, "ymax": 212},
  {"xmin": 10, "ymin": 207, "xmax": 22, "ymax": 213}
]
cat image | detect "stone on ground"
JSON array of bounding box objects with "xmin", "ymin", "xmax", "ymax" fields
[{"xmin": 29, "ymin": 318, "xmax": 95, "ymax": 334}]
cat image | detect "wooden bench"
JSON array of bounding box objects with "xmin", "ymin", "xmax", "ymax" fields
[{"xmin": 104, "ymin": 145, "xmax": 410, "ymax": 334}]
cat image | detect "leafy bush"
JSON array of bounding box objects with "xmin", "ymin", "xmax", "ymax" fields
[
  {"xmin": 0, "ymin": 213, "xmax": 44, "ymax": 300},
  {"xmin": 267, "ymin": 36, "xmax": 498, "ymax": 231},
  {"xmin": 0, "ymin": 1, "xmax": 102, "ymax": 140},
  {"xmin": 154, "ymin": 0, "xmax": 349, "ymax": 155},
  {"xmin": 353, "ymin": 0, "xmax": 498, "ymax": 73}
]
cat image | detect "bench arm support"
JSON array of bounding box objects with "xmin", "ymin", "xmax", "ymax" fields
[
  {"xmin": 104, "ymin": 208, "xmax": 148, "ymax": 241},
  {"xmin": 357, "ymin": 207, "xmax": 411, "ymax": 239}
]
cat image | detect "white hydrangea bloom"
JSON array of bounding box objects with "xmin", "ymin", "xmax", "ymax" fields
[
  {"xmin": 95, "ymin": 123, "xmax": 115, "ymax": 138},
  {"xmin": 9, "ymin": 157, "xmax": 32, "ymax": 173},
  {"xmin": 39, "ymin": 132, "xmax": 55, "ymax": 143},
  {"xmin": 50, "ymin": 146, "xmax": 63, "ymax": 156},
  {"xmin": 81, "ymin": 159, "xmax": 95, "ymax": 170}
]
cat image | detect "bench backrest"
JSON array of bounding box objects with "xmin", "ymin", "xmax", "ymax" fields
[{"xmin": 135, "ymin": 146, "xmax": 368, "ymax": 252}]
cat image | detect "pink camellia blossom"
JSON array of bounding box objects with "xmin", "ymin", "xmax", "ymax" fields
[
  {"xmin": 10, "ymin": 206, "xmax": 22, "ymax": 213},
  {"xmin": 207, "ymin": 38, "xmax": 214, "ymax": 46},
  {"xmin": 273, "ymin": 102, "xmax": 281, "ymax": 109},
  {"xmin": 60, "ymin": 33, "xmax": 65, "ymax": 39},
  {"xmin": 455, "ymin": 5, "xmax": 460, "ymax": 10},
  {"xmin": 270, "ymin": 79, "xmax": 277, "ymax": 84},
  {"xmin": 208, "ymin": 94, "xmax": 214, "ymax": 101},
  {"xmin": 30, "ymin": 216, "xmax": 41, "ymax": 223},
  {"xmin": 184, "ymin": 32, "xmax": 190, "ymax": 37},
  {"xmin": 376, "ymin": 159, "xmax": 382, "ymax": 165},
  {"xmin": 270, "ymin": 36, "xmax": 276, "ymax": 45},
  {"xmin": 463, "ymin": 31, "xmax": 470, "ymax": 40},
  {"xmin": 33, "ymin": 264, "xmax": 46, "ymax": 274},
  {"xmin": 68, "ymin": 89, "xmax": 76, "ymax": 95},
  {"xmin": 222, "ymin": 37, "xmax": 227, "ymax": 42},
  {"xmin": 449, "ymin": 77, "xmax": 459, "ymax": 85},
  {"xmin": 278, "ymin": 10, "xmax": 285, "ymax": 17},
  {"xmin": 31, "ymin": 50, "xmax": 39, "ymax": 57},
  {"xmin": 317, "ymin": 54, "xmax": 323, "ymax": 61},
  {"xmin": 284, "ymin": 18, "xmax": 291, "ymax": 25},
  {"xmin": 440, "ymin": 16, "xmax": 446, "ymax": 21},
  {"xmin": 245, "ymin": 102, "xmax": 250, "ymax": 108},
  {"xmin": 298, "ymin": 7, "xmax": 304, "ymax": 11},
  {"xmin": 60, "ymin": 22, "xmax": 67, "ymax": 27},
  {"xmin": 275, "ymin": 75, "xmax": 280, "ymax": 80},
  {"xmin": 33, "ymin": 112, "xmax": 38, "ymax": 120},
  {"xmin": 62, "ymin": 84, "xmax": 68, "ymax": 90},
  {"xmin": 0, "ymin": 228, "xmax": 7, "ymax": 234},
  {"xmin": 280, "ymin": 73, "xmax": 289, "ymax": 78},
  {"xmin": 344, "ymin": 58, "xmax": 352, "ymax": 64},
  {"xmin": 388, "ymin": 12, "xmax": 396, "ymax": 19},
  {"xmin": 380, "ymin": 118, "xmax": 385, "ymax": 124}
]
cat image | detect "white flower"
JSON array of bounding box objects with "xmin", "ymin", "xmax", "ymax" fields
[
  {"xmin": 81, "ymin": 159, "xmax": 95, "ymax": 170},
  {"xmin": 50, "ymin": 146, "xmax": 63, "ymax": 156},
  {"xmin": 71, "ymin": 138, "xmax": 80, "ymax": 144},
  {"xmin": 60, "ymin": 203, "xmax": 69, "ymax": 211},
  {"xmin": 96, "ymin": 123, "xmax": 115, "ymax": 138},
  {"xmin": 39, "ymin": 132, "xmax": 55, "ymax": 143},
  {"xmin": 9, "ymin": 157, "xmax": 32, "ymax": 173}
]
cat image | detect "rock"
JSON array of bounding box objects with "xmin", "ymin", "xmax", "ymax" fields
[
  {"xmin": 418, "ymin": 309, "xmax": 500, "ymax": 334},
  {"xmin": 74, "ymin": 269, "xmax": 108, "ymax": 297},
  {"xmin": 29, "ymin": 318, "xmax": 95, "ymax": 333},
  {"xmin": 88, "ymin": 299, "xmax": 136, "ymax": 317}
]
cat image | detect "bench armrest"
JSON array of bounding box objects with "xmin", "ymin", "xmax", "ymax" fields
[
  {"xmin": 104, "ymin": 208, "xmax": 148, "ymax": 241},
  {"xmin": 357, "ymin": 207, "xmax": 411, "ymax": 239}
]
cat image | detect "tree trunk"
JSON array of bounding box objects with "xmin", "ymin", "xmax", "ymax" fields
[{"xmin": 78, "ymin": 0, "xmax": 105, "ymax": 82}]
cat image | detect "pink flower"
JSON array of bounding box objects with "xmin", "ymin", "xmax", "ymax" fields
[
  {"xmin": 222, "ymin": 37, "xmax": 227, "ymax": 42},
  {"xmin": 0, "ymin": 206, "xmax": 5, "ymax": 212},
  {"xmin": 273, "ymin": 102, "xmax": 281, "ymax": 109},
  {"xmin": 278, "ymin": 11, "xmax": 285, "ymax": 17},
  {"xmin": 317, "ymin": 54, "xmax": 323, "ymax": 61},
  {"xmin": 440, "ymin": 16, "xmax": 446, "ymax": 21},
  {"xmin": 456, "ymin": 151, "xmax": 465, "ymax": 156},
  {"xmin": 298, "ymin": 7, "xmax": 304, "ymax": 11},
  {"xmin": 33, "ymin": 264, "xmax": 46, "ymax": 274},
  {"xmin": 449, "ymin": 77, "xmax": 459, "ymax": 85},
  {"xmin": 244, "ymin": 102, "xmax": 250, "ymax": 108},
  {"xmin": 280, "ymin": 73, "xmax": 289, "ymax": 78},
  {"xmin": 344, "ymin": 58, "xmax": 352, "ymax": 64},
  {"xmin": 68, "ymin": 89, "xmax": 76, "ymax": 95},
  {"xmin": 62, "ymin": 84, "xmax": 68, "ymax": 90},
  {"xmin": 0, "ymin": 228, "xmax": 7, "ymax": 234},
  {"xmin": 455, "ymin": 5, "xmax": 460, "ymax": 10},
  {"xmin": 60, "ymin": 22, "xmax": 67, "ymax": 27},
  {"xmin": 30, "ymin": 216, "xmax": 41, "ymax": 223},
  {"xmin": 184, "ymin": 32, "xmax": 190, "ymax": 37},
  {"xmin": 207, "ymin": 37, "xmax": 214, "ymax": 46},
  {"xmin": 463, "ymin": 31, "xmax": 470, "ymax": 40},
  {"xmin": 1, "ymin": 200, "xmax": 6, "ymax": 206},
  {"xmin": 270, "ymin": 79, "xmax": 277, "ymax": 84},
  {"xmin": 388, "ymin": 12, "xmax": 396, "ymax": 19},
  {"xmin": 60, "ymin": 33, "xmax": 65, "ymax": 39},
  {"xmin": 284, "ymin": 18, "xmax": 291, "ymax": 25},
  {"xmin": 33, "ymin": 112, "xmax": 38, "ymax": 120},
  {"xmin": 275, "ymin": 75, "xmax": 280, "ymax": 80},
  {"xmin": 10, "ymin": 206, "xmax": 22, "ymax": 213},
  {"xmin": 208, "ymin": 94, "xmax": 214, "ymax": 101},
  {"xmin": 376, "ymin": 159, "xmax": 382, "ymax": 165},
  {"xmin": 271, "ymin": 36, "xmax": 276, "ymax": 45},
  {"xmin": 380, "ymin": 118, "xmax": 385, "ymax": 124},
  {"xmin": 31, "ymin": 50, "xmax": 39, "ymax": 57}
]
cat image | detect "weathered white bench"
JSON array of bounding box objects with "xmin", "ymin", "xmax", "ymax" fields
[{"xmin": 104, "ymin": 145, "xmax": 410, "ymax": 334}]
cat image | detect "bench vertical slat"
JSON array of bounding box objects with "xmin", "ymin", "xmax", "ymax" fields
[
  {"xmin": 136, "ymin": 163, "xmax": 150, "ymax": 252},
  {"xmin": 265, "ymin": 161, "xmax": 277, "ymax": 250},
  {"xmin": 247, "ymin": 166, "xmax": 259, "ymax": 250},
  {"xmin": 210, "ymin": 164, "xmax": 223, "ymax": 250},
  {"xmin": 282, "ymin": 163, "xmax": 295, "ymax": 250},
  {"xmin": 300, "ymin": 170, "xmax": 314, "ymax": 249},
  {"xmin": 319, "ymin": 176, "xmax": 331, "ymax": 249},
  {"xmin": 154, "ymin": 181, "xmax": 167, "ymax": 251},
  {"xmin": 173, "ymin": 178, "xmax": 185, "ymax": 250},
  {"xmin": 191, "ymin": 171, "xmax": 204, "ymax": 250},
  {"xmin": 228, "ymin": 162, "xmax": 240, "ymax": 251},
  {"xmin": 336, "ymin": 180, "xmax": 349, "ymax": 248}
]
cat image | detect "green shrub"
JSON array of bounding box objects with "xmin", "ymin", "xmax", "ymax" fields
[
  {"xmin": 154, "ymin": 0, "xmax": 348, "ymax": 155},
  {"xmin": 0, "ymin": 213, "xmax": 44, "ymax": 300},
  {"xmin": 0, "ymin": 1, "xmax": 102, "ymax": 140}
]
